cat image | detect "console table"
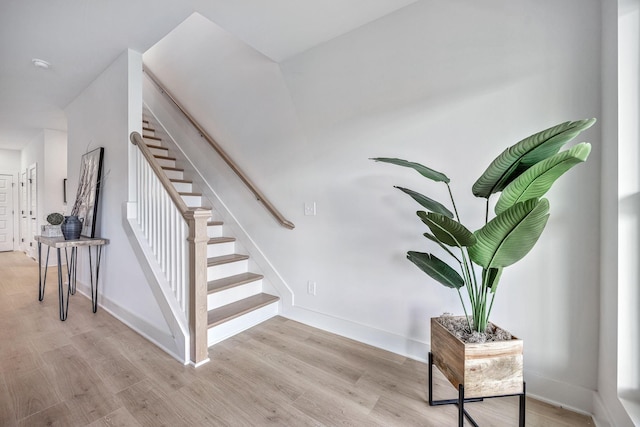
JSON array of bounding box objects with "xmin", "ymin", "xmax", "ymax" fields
[{"xmin": 35, "ymin": 235, "xmax": 108, "ymax": 321}]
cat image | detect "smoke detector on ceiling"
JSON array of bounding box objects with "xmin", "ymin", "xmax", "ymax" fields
[{"xmin": 32, "ymin": 58, "xmax": 51, "ymax": 69}]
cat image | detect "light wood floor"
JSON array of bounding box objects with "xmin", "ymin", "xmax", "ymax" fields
[{"xmin": 0, "ymin": 251, "xmax": 594, "ymax": 426}]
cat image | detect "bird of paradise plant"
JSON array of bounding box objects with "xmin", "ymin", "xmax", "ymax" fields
[{"xmin": 372, "ymin": 118, "xmax": 595, "ymax": 333}]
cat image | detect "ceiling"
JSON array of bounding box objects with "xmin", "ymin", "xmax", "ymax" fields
[{"xmin": 0, "ymin": 0, "xmax": 416, "ymax": 151}]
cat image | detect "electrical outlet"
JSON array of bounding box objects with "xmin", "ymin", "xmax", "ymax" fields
[
  {"xmin": 307, "ymin": 281, "xmax": 316, "ymax": 295},
  {"xmin": 304, "ymin": 202, "xmax": 316, "ymax": 216}
]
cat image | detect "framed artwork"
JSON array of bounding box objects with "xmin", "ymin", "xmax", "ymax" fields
[{"xmin": 70, "ymin": 147, "xmax": 104, "ymax": 237}]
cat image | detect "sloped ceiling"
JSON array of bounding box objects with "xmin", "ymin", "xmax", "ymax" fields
[{"xmin": 0, "ymin": 0, "xmax": 416, "ymax": 151}]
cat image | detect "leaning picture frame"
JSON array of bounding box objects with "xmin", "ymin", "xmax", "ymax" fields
[{"xmin": 72, "ymin": 147, "xmax": 104, "ymax": 238}]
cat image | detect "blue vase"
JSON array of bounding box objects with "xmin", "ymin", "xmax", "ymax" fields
[{"xmin": 61, "ymin": 215, "xmax": 83, "ymax": 240}]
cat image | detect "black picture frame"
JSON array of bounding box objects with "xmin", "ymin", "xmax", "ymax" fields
[
  {"xmin": 63, "ymin": 178, "xmax": 67, "ymax": 203},
  {"xmin": 73, "ymin": 147, "xmax": 104, "ymax": 238}
]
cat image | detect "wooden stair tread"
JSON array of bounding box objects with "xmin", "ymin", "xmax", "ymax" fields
[
  {"xmin": 143, "ymin": 135, "xmax": 162, "ymax": 141},
  {"xmin": 143, "ymin": 126, "xmax": 154, "ymax": 132},
  {"xmin": 154, "ymin": 155, "xmax": 176, "ymax": 161},
  {"xmin": 207, "ymin": 254, "xmax": 249, "ymax": 266},
  {"xmin": 170, "ymin": 179, "xmax": 192, "ymax": 183},
  {"xmin": 179, "ymin": 192, "xmax": 202, "ymax": 196},
  {"xmin": 208, "ymin": 237, "xmax": 235, "ymax": 244},
  {"xmin": 208, "ymin": 220, "xmax": 223, "ymax": 226},
  {"xmin": 145, "ymin": 143, "xmax": 165, "ymax": 150},
  {"xmin": 162, "ymin": 166, "xmax": 184, "ymax": 171},
  {"xmin": 207, "ymin": 293, "xmax": 279, "ymax": 328},
  {"xmin": 207, "ymin": 272, "xmax": 264, "ymax": 294}
]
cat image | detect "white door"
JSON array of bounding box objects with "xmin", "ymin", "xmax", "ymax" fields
[
  {"xmin": 19, "ymin": 170, "xmax": 27, "ymax": 251},
  {"xmin": 0, "ymin": 174, "xmax": 14, "ymax": 252},
  {"xmin": 27, "ymin": 164, "xmax": 37, "ymax": 258}
]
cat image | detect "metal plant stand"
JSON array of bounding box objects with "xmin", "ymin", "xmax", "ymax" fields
[
  {"xmin": 36, "ymin": 235, "xmax": 108, "ymax": 320},
  {"xmin": 428, "ymin": 352, "xmax": 526, "ymax": 427}
]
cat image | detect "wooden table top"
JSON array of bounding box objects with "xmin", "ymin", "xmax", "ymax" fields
[{"xmin": 35, "ymin": 235, "xmax": 109, "ymax": 248}]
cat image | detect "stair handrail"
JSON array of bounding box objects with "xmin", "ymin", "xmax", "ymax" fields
[
  {"xmin": 130, "ymin": 131, "xmax": 211, "ymax": 365},
  {"xmin": 143, "ymin": 66, "xmax": 295, "ymax": 230}
]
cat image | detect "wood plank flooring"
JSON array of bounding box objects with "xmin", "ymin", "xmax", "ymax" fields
[{"xmin": 0, "ymin": 251, "xmax": 594, "ymax": 426}]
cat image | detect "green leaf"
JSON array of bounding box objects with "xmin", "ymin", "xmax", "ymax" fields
[
  {"xmin": 407, "ymin": 251, "xmax": 464, "ymax": 289},
  {"xmin": 472, "ymin": 119, "xmax": 596, "ymax": 198},
  {"xmin": 417, "ymin": 211, "xmax": 476, "ymax": 247},
  {"xmin": 395, "ymin": 186, "xmax": 453, "ymax": 218},
  {"xmin": 495, "ymin": 143, "xmax": 591, "ymax": 214},
  {"xmin": 468, "ymin": 198, "xmax": 550, "ymax": 268},
  {"xmin": 424, "ymin": 233, "xmax": 461, "ymax": 263},
  {"xmin": 484, "ymin": 267, "xmax": 503, "ymax": 293},
  {"xmin": 371, "ymin": 158, "xmax": 450, "ymax": 183}
]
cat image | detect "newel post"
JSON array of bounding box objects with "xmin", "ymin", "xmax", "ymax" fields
[{"xmin": 185, "ymin": 208, "xmax": 211, "ymax": 366}]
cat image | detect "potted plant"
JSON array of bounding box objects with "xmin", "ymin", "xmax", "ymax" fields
[
  {"xmin": 41, "ymin": 212, "xmax": 64, "ymax": 237},
  {"xmin": 372, "ymin": 118, "xmax": 595, "ymax": 402}
]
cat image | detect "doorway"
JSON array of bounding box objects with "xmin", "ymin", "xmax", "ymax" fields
[{"xmin": 0, "ymin": 174, "xmax": 14, "ymax": 252}]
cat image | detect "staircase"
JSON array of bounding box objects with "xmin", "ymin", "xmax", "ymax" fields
[{"xmin": 141, "ymin": 117, "xmax": 280, "ymax": 348}]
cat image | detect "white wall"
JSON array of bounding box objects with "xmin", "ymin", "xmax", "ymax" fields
[
  {"xmin": 0, "ymin": 149, "xmax": 20, "ymax": 172},
  {"xmin": 65, "ymin": 49, "xmax": 174, "ymax": 352},
  {"xmin": 144, "ymin": 0, "xmax": 603, "ymax": 413},
  {"xmin": 283, "ymin": 1, "xmax": 602, "ymax": 412},
  {"xmin": 43, "ymin": 130, "xmax": 67, "ymax": 216}
]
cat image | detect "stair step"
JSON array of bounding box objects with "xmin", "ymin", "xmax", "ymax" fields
[
  {"xmin": 207, "ymin": 293, "xmax": 279, "ymax": 328},
  {"xmin": 207, "ymin": 254, "xmax": 249, "ymax": 267},
  {"xmin": 206, "ymin": 236, "xmax": 236, "ymax": 257},
  {"xmin": 155, "ymin": 156, "xmax": 176, "ymax": 168},
  {"xmin": 155, "ymin": 155, "xmax": 177, "ymax": 162},
  {"xmin": 147, "ymin": 144, "xmax": 169, "ymax": 157},
  {"xmin": 208, "ymin": 272, "xmax": 264, "ymax": 294},
  {"xmin": 143, "ymin": 135, "xmax": 162, "ymax": 141},
  {"xmin": 179, "ymin": 191, "xmax": 202, "ymax": 197},
  {"xmin": 162, "ymin": 167, "xmax": 184, "ymax": 180},
  {"xmin": 208, "ymin": 221, "xmax": 224, "ymax": 238},
  {"xmin": 208, "ymin": 237, "xmax": 235, "ymax": 244}
]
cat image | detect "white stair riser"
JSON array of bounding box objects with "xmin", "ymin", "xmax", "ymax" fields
[
  {"xmin": 149, "ymin": 146, "xmax": 168, "ymax": 157},
  {"xmin": 207, "ymin": 241, "xmax": 235, "ymax": 258},
  {"xmin": 143, "ymin": 129, "xmax": 155, "ymax": 137},
  {"xmin": 163, "ymin": 169, "xmax": 184, "ymax": 180},
  {"xmin": 181, "ymin": 195, "xmax": 202, "ymax": 207},
  {"xmin": 207, "ymin": 280, "xmax": 263, "ymax": 310},
  {"xmin": 207, "ymin": 301, "xmax": 279, "ymax": 346},
  {"xmin": 207, "ymin": 259, "xmax": 248, "ymax": 281},
  {"xmin": 208, "ymin": 224, "xmax": 223, "ymax": 238},
  {"xmin": 172, "ymin": 182, "xmax": 193, "ymax": 193},
  {"xmin": 156, "ymin": 157, "xmax": 176, "ymax": 168}
]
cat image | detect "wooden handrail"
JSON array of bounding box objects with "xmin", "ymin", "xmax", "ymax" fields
[{"xmin": 143, "ymin": 66, "xmax": 295, "ymax": 230}]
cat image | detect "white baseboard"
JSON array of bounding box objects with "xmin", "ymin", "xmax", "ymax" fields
[
  {"xmin": 281, "ymin": 305, "xmax": 429, "ymax": 362},
  {"xmin": 592, "ymin": 392, "xmax": 614, "ymax": 427},
  {"xmin": 74, "ymin": 279, "xmax": 187, "ymax": 365},
  {"xmin": 524, "ymin": 371, "xmax": 595, "ymax": 417}
]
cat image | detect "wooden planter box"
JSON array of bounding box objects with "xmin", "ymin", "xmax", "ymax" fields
[{"xmin": 430, "ymin": 317, "xmax": 523, "ymax": 398}]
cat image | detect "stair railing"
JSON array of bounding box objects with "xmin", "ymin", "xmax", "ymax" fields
[
  {"xmin": 143, "ymin": 66, "xmax": 295, "ymax": 230},
  {"xmin": 130, "ymin": 131, "xmax": 211, "ymax": 366}
]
